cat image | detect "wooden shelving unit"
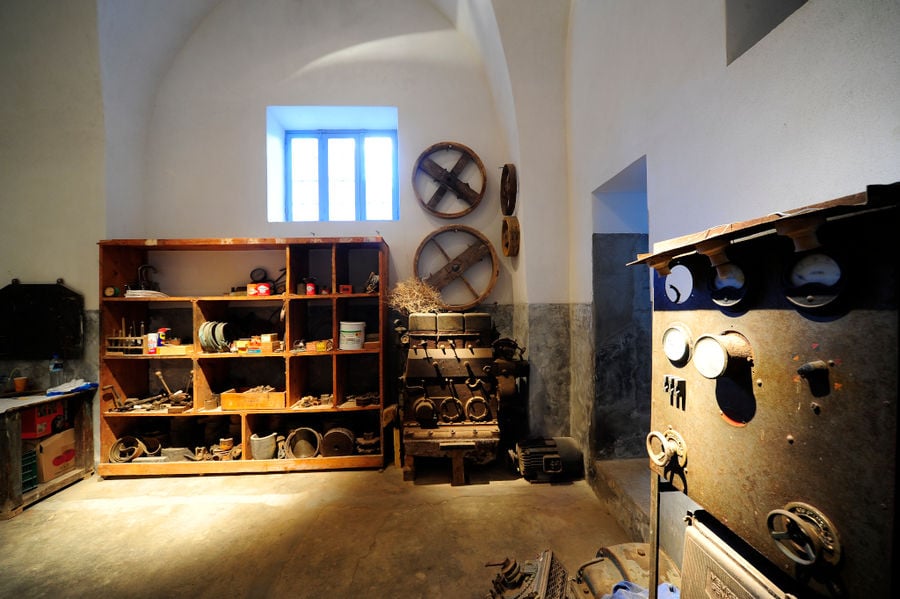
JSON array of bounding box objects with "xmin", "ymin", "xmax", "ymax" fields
[{"xmin": 97, "ymin": 237, "xmax": 388, "ymax": 477}]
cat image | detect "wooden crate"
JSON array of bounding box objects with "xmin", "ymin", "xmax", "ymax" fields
[{"xmin": 220, "ymin": 389, "xmax": 286, "ymax": 410}]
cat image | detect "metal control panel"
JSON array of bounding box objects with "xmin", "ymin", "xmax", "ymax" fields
[{"xmin": 635, "ymin": 184, "xmax": 897, "ymax": 597}]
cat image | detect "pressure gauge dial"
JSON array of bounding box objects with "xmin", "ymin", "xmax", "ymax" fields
[
  {"xmin": 784, "ymin": 251, "xmax": 845, "ymax": 309},
  {"xmin": 710, "ymin": 263, "xmax": 749, "ymax": 309},
  {"xmin": 661, "ymin": 323, "xmax": 692, "ymax": 365},
  {"xmin": 664, "ymin": 264, "xmax": 693, "ymax": 304}
]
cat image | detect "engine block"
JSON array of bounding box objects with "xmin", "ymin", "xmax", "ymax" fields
[{"xmin": 399, "ymin": 312, "xmax": 528, "ymax": 483}]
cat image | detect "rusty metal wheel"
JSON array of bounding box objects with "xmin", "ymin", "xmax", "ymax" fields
[
  {"xmin": 500, "ymin": 163, "xmax": 517, "ymax": 216},
  {"xmin": 501, "ymin": 216, "xmax": 520, "ymax": 257},
  {"xmin": 414, "ymin": 225, "xmax": 499, "ymax": 311},
  {"xmin": 412, "ymin": 142, "xmax": 486, "ymax": 218}
]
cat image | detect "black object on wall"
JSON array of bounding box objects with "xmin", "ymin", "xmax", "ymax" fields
[{"xmin": 0, "ymin": 279, "xmax": 84, "ymax": 360}]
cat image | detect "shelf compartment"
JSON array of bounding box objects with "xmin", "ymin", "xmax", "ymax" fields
[
  {"xmin": 335, "ymin": 296, "xmax": 381, "ymax": 343},
  {"xmin": 286, "ymin": 298, "xmax": 334, "ymax": 349},
  {"xmin": 197, "ymin": 356, "xmax": 286, "ymax": 409},
  {"xmin": 102, "ymin": 300, "xmax": 194, "ymax": 355},
  {"xmin": 99, "ymin": 357, "xmax": 194, "ymax": 411},
  {"xmin": 287, "ymin": 354, "xmax": 333, "ymax": 406},
  {"xmin": 335, "ymin": 352, "xmax": 381, "ymax": 408},
  {"xmin": 334, "ymin": 243, "xmax": 383, "ymax": 293},
  {"xmin": 289, "ymin": 244, "xmax": 334, "ymax": 294},
  {"xmin": 100, "ymin": 413, "xmax": 242, "ymax": 465}
]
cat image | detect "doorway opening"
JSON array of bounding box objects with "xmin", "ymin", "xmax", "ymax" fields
[{"xmin": 590, "ymin": 155, "xmax": 650, "ymax": 459}]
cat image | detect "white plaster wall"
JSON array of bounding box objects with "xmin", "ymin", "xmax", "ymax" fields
[
  {"xmin": 0, "ymin": 0, "xmax": 105, "ymax": 310},
  {"xmin": 138, "ymin": 0, "xmax": 512, "ymax": 303},
  {"xmin": 98, "ymin": 0, "xmax": 218, "ymax": 240},
  {"xmin": 492, "ymin": 0, "xmax": 571, "ymax": 304},
  {"xmin": 568, "ymin": 0, "xmax": 900, "ymax": 303}
]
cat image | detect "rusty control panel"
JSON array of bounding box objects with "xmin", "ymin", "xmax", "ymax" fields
[
  {"xmin": 634, "ymin": 183, "xmax": 897, "ymax": 597},
  {"xmin": 398, "ymin": 312, "xmax": 528, "ymax": 484}
]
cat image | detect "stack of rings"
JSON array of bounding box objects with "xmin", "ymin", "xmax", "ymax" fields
[{"xmin": 108, "ymin": 435, "xmax": 162, "ymax": 463}]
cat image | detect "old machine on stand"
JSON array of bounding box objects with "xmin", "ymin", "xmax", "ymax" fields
[{"xmin": 397, "ymin": 311, "xmax": 528, "ymax": 485}]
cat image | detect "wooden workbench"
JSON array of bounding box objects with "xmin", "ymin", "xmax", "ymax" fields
[{"xmin": 0, "ymin": 389, "xmax": 95, "ymax": 519}]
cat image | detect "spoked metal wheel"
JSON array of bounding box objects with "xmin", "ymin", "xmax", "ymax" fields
[
  {"xmin": 412, "ymin": 142, "xmax": 486, "ymax": 219},
  {"xmin": 413, "ymin": 225, "xmax": 499, "ymax": 311}
]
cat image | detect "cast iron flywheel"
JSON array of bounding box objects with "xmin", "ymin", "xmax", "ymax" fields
[
  {"xmin": 412, "ymin": 142, "xmax": 486, "ymax": 218},
  {"xmin": 414, "ymin": 225, "xmax": 499, "ymax": 311}
]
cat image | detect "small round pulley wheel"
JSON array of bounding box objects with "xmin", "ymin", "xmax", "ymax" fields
[
  {"xmin": 502, "ymin": 216, "xmax": 520, "ymax": 257},
  {"xmin": 412, "ymin": 142, "xmax": 486, "ymax": 218},
  {"xmin": 500, "ymin": 163, "xmax": 517, "ymax": 216},
  {"xmin": 414, "ymin": 225, "xmax": 500, "ymax": 311}
]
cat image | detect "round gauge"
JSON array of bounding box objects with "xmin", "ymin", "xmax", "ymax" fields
[
  {"xmin": 662, "ymin": 323, "xmax": 692, "ymax": 364},
  {"xmin": 693, "ymin": 332, "xmax": 752, "ymax": 379},
  {"xmin": 784, "ymin": 251, "xmax": 845, "ymax": 309},
  {"xmin": 710, "ymin": 263, "xmax": 749, "ymax": 309},
  {"xmin": 664, "ymin": 264, "xmax": 693, "ymax": 304},
  {"xmin": 789, "ymin": 253, "xmax": 841, "ymax": 286}
]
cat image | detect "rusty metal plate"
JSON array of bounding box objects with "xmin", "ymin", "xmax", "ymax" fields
[{"xmin": 644, "ymin": 200, "xmax": 897, "ymax": 597}]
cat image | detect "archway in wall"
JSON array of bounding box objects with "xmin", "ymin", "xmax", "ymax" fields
[{"xmin": 590, "ymin": 156, "xmax": 651, "ymax": 459}]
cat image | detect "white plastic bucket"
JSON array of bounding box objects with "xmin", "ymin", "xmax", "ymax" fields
[{"xmin": 339, "ymin": 321, "xmax": 365, "ymax": 350}]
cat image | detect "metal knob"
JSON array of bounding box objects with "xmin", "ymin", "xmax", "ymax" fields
[{"xmin": 646, "ymin": 427, "xmax": 687, "ymax": 468}]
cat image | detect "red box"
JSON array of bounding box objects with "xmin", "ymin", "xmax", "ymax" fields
[{"xmin": 21, "ymin": 400, "xmax": 64, "ymax": 439}]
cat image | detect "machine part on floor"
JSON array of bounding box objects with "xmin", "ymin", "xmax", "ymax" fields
[
  {"xmin": 400, "ymin": 312, "xmax": 528, "ymax": 483},
  {"xmin": 413, "ymin": 225, "xmax": 500, "ymax": 311},
  {"xmin": 485, "ymin": 550, "xmax": 579, "ymax": 599},
  {"xmin": 574, "ymin": 543, "xmax": 681, "ymax": 598},
  {"xmin": 511, "ymin": 437, "xmax": 583, "ymax": 483},
  {"xmin": 412, "ymin": 141, "xmax": 486, "ymax": 219},
  {"xmin": 632, "ymin": 183, "xmax": 898, "ymax": 597},
  {"xmin": 285, "ymin": 427, "xmax": 321, "ymax": 458}
]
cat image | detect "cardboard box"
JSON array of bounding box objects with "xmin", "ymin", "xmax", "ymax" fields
[
  {"xmin": 220, "ymin": 389, "xmax": 286, "ymax": 410},
  {"xmin": 36, "ymin": 428, "xmax": 77, "ymax": 482}
]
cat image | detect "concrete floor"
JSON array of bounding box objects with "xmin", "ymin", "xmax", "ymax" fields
[{"xmin": 0, "ymin": 459, "xmax": 633, "ymax": 599}]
